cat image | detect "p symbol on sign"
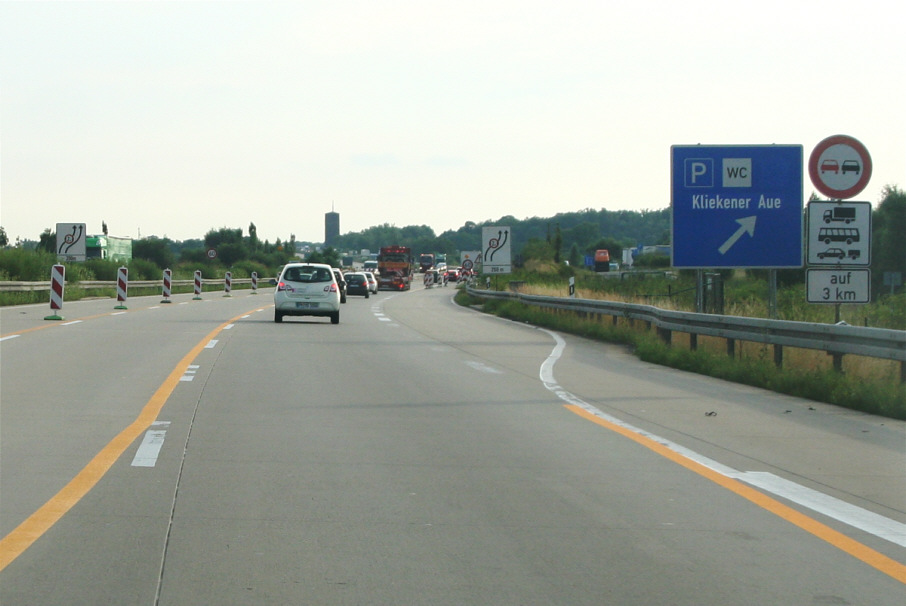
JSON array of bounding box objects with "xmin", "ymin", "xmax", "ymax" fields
[{"xmin": 685, "ymin": 158, "xmax": 713, "ymax": 187}]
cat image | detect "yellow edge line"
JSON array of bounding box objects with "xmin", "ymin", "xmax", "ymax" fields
[
  {"xmin": 564, "ymin": 404, "xmax": 906, "ymax": 584},
  {"xmin": 0, "ymin": 308, "xmax": 267, "ymax": 571}
]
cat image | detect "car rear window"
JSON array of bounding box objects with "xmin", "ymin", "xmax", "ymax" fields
[{"xmin": 284, "ymin": 266, "xmax": 332, "ymax": 283}]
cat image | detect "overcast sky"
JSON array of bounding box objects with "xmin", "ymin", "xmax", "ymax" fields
[{"xmin": 1, "ymin": 1, "xmax": 902, "ymax": 244}]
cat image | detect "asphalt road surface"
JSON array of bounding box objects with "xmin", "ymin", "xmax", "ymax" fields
[{"xmin": 1, "ymin": 285, "xmax": 904, "ymax": 605}]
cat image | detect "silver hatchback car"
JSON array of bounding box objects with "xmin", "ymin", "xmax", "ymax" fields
[{"xmin": 273, "ymin": 262, "xmax": 341, "ymax": 324}]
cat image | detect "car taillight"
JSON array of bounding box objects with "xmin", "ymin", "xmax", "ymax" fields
[
  {"xmin": 325, "ymin": 284, "xmax": 337, "ymax": 292},
  {"xmin": 277, "ymin": 281, "xmax": 289, "ymax": 291}
]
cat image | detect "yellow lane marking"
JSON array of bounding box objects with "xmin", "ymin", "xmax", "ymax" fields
[
  {"xmin": 0, "ymin": 308, "xmax": 269, "ymax": 571},
  {"xmin": 564, "ymin": 404, "xmax": 906, "ymax": 585}
]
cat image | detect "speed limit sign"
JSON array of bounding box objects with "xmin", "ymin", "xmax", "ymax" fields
[{"xmin": 206, "ymin": 248, "xmax": 217, "ymax": 259}]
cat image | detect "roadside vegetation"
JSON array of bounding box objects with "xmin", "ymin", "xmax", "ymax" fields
[
  {"xmin": 456, "ymin": 260, "xmax": 905, "ymax": 420},
  {"xmin": 456, "ymin": 243, "xmax": 906, "ymax": 419}
]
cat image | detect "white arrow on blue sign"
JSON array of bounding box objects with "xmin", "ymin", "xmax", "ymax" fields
[{"xmin": 671, "ymin": 145, "xmax": 803, "ymax": 268}]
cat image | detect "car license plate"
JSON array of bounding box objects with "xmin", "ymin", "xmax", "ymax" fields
[{"xmin": 296, "ymin": 302, "xmax": 317, "ymax": 309}]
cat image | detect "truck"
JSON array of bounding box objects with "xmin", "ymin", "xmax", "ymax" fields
[
  {"xmin": 418, "ymin": 252, "xmax": 435, "ymax": 273},
  {"xmin": 593, "ymin": 249, "xmax": 611, "ymax": 272},
  {"xmin": 86, "ymin": 235, "xmax": 133, "ymax": 262},
  {"xmin": 377, "ymin": 245, "xmax": 413, "ymax": 291},
  {"xmin": 823, "ymin": 207, "xmax": 856, "ymax": 224}
]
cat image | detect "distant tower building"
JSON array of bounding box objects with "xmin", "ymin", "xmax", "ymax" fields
[{"xmin": 324, "ymin": 207, "xmax": 340, "ymax": 247}]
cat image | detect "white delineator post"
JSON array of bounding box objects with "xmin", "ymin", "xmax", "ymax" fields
[
  {"xmin": 251, "ymin": 271, "xmax": 258, "ymax": 295},
  {"xmin": 115, "ymin": 266, "xmax": 128, "ymax": 309},
  {"xmin": 44, "ymin": 264, "xmax": 65, "ymax": 321},
  {"xmin": 224, "ymin": 271, "xmax": 232, "ymax": 297},
  {"xmin": 161, "ymin": 268, "xmax": 172, "ymax": 303}
]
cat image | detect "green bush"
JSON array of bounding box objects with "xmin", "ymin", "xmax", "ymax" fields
[{"xmin": 0, "ymin": 248, "xmax": 57, "ymax": 280}]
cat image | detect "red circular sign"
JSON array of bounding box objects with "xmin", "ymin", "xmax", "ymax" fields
[
  {"xmin": 808, "ymin": 135, "xmax": 872, "ymax": 199},
  {"xmin": 206, "ymin": 248, "xmax": 217, "ymax": 259}
]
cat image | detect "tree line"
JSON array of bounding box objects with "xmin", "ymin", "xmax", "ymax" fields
[{"xmin": 1, "ymin": 189, "xmax": 903, "ymax": 298}]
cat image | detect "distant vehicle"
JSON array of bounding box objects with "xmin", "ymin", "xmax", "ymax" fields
[
  {"xmin": 377, "ymin": 245, "xmax": 413, "ymax": 290},
  {"xmin": 817, "ymin": 248, "xmax": 846, "ymax": 259},
  {"xmin": 273, "ymin": 263, "xmax": 340, "ymax": 324},
  {"xmin": 363, "ymin": 260, "xmax": 378, "ymax": 273},
  {"xmin": 446, "ymin": 267, "xmax": 461, "ymax": 282},
  {"xmin": 593, "ymin": 249, "xmax": 611, "ymax": 272},
  {"xmin": 363, "ymin": 271, "xmax": 379, "ymax": 294},
  {"xmin": 344, "ymin": 272, "xmax": 370, "ymax": 298},
  {"xmin": 418, "ymin": 253, "xmax": 435, "ymax": 273},
  {"xmin": 820, "ymin": 159, "xmax": 840, "ymax": 174},
  {"xmin": 823, "ymin": 207, "xmax": 856, "ymax": 224},
  {"xmin": 332, "ymin": 268, "xmax": 347, "ymax": 304},
  {"xmin": 841, "ymin": 160, "xmax": 860, "ymax": 175},
  {"xmin": 609, "ymin": 262, "xmax": 620, "ymax": 272}
]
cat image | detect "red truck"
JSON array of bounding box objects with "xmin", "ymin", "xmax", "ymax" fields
[{"xmin": 377, "ymin": 245, "xmax": 414, "ymax": 291}]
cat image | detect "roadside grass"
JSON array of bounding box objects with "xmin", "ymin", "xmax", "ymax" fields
[{"xmin": 455, "ymin": 289, "xmax": 906, "ymax": 420}]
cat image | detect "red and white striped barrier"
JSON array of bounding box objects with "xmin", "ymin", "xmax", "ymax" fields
[
  {"xmin": 44, "ymin": 264, "xmax": 65, "ymax": 320},
  {"xmin": 115, "ymin": 266, "xmax": 128, "ymax": 309},
  {"xmin": 251, "ymin": 271, "xmax": 258, "ymax": 294},
  {"xmin": 193, "ymin": 270, "xmax": 203, "ymax": 300},
  {"xmin": 224, "ymin": 271, "xmax": 232, "ymax": 297},
  {"xmin": 161, "ymin": 268, "xmax": 172, "ymax": 303}
]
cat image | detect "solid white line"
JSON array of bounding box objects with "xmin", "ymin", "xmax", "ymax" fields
[
  {"xmin": 0, "ymin": 335, "xmax": 20, "ymax": 342},
  {"xmin": 61, "ymin": 320, "xmax": 83, "ymax": 326},
  {"xmin": 536, "ymin": 328, "xmax": 906, "ymax": 548},
  {"xmin": 131, "ymin": 429, "xmax": 168, "ymax": 467},
  {"xmin": 737, "ymin": 471, "xmax": 906, "ymax": 548}
]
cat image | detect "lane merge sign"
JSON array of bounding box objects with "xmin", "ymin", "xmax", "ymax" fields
[
  {"xmin": 482, "ymin": 226, "xmax": 512, "ymax": 274},
  {"xmin": 671, "ymin": 145, "xmax": 803, "ymax": 268}
]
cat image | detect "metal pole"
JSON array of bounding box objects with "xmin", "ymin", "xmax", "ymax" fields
[{"xmin": 768, "ymin": 269, "xmax": 778, "ymax": 319}]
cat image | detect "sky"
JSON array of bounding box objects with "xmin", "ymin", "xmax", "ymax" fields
[{"xmin": 1, "ymin": 0, "xmax": 903, "ymax": 245}]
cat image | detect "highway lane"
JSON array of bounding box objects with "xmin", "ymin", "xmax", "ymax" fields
[{"xmin": 1, "ymin": 285, "xmax": 904, "ymax": 604}]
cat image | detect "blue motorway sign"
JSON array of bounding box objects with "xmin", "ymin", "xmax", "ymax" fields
[{"xmin": 671, "ymin": 145, "xmax": 803, "ymax": 268}]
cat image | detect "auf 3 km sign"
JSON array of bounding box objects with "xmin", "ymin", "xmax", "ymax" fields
[{"xmin": 671, "ymin": 145, "xmax": 803, "ymax": 268}]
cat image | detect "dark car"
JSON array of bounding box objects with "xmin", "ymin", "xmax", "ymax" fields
[
  {"xmin": 332, "ymin": 268, "xmax": 347, "ymax": 304},
  {"xmin": 344, "ymin": 272, "xmax": 370, "ymax": 297}
]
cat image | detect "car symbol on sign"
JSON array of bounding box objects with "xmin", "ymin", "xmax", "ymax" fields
[
  {"xmin": 817, "ymin": 247, "xmax": 846, "ymax": 259},
  {"xmin": 820, "ymin": 159, "xmax": 839, "ymax": 174},
  {"xmin": 841, "ymin": 160, "xmax": 860, "ymax": 175}
]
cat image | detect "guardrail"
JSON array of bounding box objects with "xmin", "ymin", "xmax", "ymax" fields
[
  {"xmin": 0, "ymin": 278, "xmax": 258, "ymax": 292},
  {"xmin": 466, "ymin": 286, "xmax": 906, "ymax": 382}
]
